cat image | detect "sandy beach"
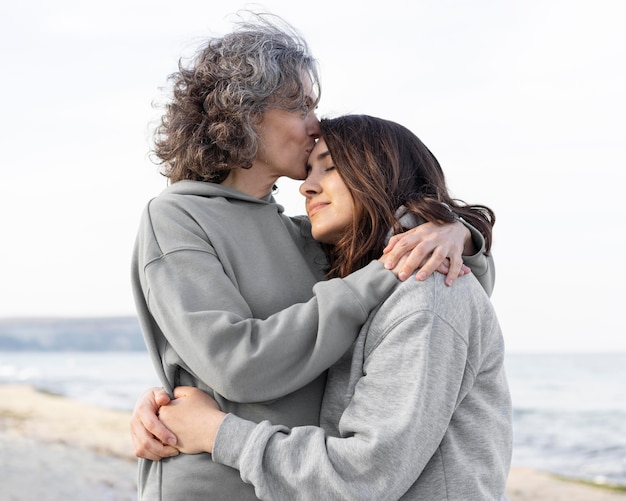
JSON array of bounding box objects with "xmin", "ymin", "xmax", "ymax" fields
[{"xmin": 1, "ymin": 384, "xmax": 625, "ymax": 501}]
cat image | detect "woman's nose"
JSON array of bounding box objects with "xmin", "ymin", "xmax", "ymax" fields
[
  {"xmin": 307, "ymin": 113, "xmax": 321, "ymax": 138},
  {"xmin": 299, "ymin": 176, "xmax": 320, "ymax": 197}
]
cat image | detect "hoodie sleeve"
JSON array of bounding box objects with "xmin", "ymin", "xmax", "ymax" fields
[
  {"xmin": 133, "ymin": 201, "xmax": 398, "ymax": 403},
  {"xmin": 212, "ymin": 305, "xmax": 471, "ymax": 500}
]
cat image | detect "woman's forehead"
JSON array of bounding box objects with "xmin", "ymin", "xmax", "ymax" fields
[{"xmin": 309, "ymin": 139, "xmax": 331, "ymax": 165}]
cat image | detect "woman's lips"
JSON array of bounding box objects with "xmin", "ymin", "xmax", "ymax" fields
[{"xmin": 307, "ymin": 202, "xmax": 329, "ymax": 218}]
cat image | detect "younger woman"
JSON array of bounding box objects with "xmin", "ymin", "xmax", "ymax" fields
[{"xmin": 154, "ymin": 115, "xmax": 511, "ymax": 500}]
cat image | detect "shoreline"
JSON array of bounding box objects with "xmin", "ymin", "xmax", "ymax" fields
[
  {"xmin": 0, "ymin": 384, "xmax": 137, "ymax": 500},
  {"xmin": 2, "ymin": 384, "xmax": 625, "ymax": 501}
]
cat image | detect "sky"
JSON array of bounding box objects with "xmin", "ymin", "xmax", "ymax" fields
[{"xmin": 1, "ymin": 0, "xmax": 624, "ymax": 353}]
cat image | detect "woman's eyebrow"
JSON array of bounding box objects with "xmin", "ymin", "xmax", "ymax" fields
[
  {"xmin": 314, "ymin": 150, "xmax": 331, "ymax": 162},
  {"xmin": 306, "ymin": 149, "xmax": 331, "ymax": 170}
]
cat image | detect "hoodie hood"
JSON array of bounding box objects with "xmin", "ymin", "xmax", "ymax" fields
[{"xmin": 162, "ymin": 180, "xmax": 285, "ymax": 213}]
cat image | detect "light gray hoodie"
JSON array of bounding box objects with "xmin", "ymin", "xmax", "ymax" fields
[
  {"xmin": 213, "ymin": 270, "xmax": 511, "ymax": 500},
  {"xmin": 132, "ymin": 180, "xmax": 400, "ymax": 500}
]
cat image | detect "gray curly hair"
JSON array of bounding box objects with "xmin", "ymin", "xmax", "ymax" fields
[{"xmin": 152, "ymin": 13, "xmax": 320, "ymax": 183}]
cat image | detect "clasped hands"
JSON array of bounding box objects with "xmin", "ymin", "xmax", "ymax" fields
[{"xmin": 130, "ymin": 386, "xmax": 224, "ymax": 460}]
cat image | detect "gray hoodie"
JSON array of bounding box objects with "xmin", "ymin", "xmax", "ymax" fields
[
  {"xmin": 132, "ymin": 180, "xmax": 400, "ymax": 500},
  {"xmin": 213, "ymin": 270, "xmax": 511, "ymax": 500}
]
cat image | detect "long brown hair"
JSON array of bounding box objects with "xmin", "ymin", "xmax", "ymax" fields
[{"xmin": 319, "ymin": 115, "xmax": 495, "ymax": 279}]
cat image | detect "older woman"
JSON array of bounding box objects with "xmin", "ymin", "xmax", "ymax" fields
[{"xmin": 131, "ymin": 13, "xmax": 492, "ymax": 500}]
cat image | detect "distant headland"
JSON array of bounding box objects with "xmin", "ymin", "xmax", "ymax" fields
[{"xmin": 0, "ymin": 317, "xmax": 146, "ymax": 351}]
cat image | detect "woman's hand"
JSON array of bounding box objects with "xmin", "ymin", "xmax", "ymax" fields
[
  {"xmin": 158, "ymin": 387, "xmax": 227, "ymax": 455},
  {"xmin": 380, "ymin": 221, "xmax": 473, "ymax": 285},
  {"xmin": 130, "ymin": 387, "xmax": 179, "ymax": 461}
]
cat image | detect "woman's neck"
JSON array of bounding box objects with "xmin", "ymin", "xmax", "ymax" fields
[{"xmin": 221, "ymin": 167, "xmax": 277, "ymax": 199}]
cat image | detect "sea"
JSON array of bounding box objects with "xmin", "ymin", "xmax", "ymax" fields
[{"xmin": 1, "ymin": 350, "xmax": 625, "ymax": 488}]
